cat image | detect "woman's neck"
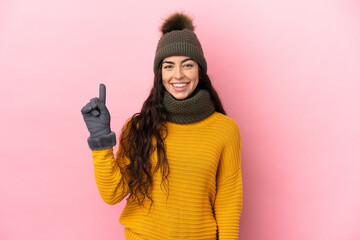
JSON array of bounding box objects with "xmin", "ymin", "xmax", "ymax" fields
[{"xmin": 162, "ymin": 88, "xmax": 215, "ymax": 124}]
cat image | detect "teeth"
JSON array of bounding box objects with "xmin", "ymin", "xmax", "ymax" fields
[{"xmin": 172, "ymin": 83, "xmax": 188, "ymax": 87}]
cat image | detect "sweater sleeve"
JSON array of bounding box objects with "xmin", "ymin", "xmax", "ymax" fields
[
  {"xmin": 214, "ymin": 120, "xmax": 243, "ymax": 239},
  {"xmin": 92, "ymin": 142, "xmax": 130, "ymax": 205}
]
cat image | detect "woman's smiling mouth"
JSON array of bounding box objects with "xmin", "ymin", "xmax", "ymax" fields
[{"xmin": 171, "ymin": 82, "xmax": 189, "ymax": 87}]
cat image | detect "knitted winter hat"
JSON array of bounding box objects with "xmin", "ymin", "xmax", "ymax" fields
[{"xmin": 153, "ymin": 12, "xmax": 207, "ymax": 73}]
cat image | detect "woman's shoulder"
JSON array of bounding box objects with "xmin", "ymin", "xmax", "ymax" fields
[
  {"xmin": 209, "ymin": 112, "xmax": 241, "ymax": 137},
  {"xmin": 212, "ymin": 112, "xmax": 240, "ymax": 127}
]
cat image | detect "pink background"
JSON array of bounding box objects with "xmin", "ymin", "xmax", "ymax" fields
[{"xmin": 1, "ymin": 0, "xmax": 359, "ymax": 239}]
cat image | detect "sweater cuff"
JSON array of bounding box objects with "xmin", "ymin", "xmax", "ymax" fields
[{"xmin": 87, "ymin": 131, "xmax": 117, "ymax": 150}]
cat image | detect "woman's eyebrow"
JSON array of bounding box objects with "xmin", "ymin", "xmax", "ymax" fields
[{"xmin": 162, "ymin": 58, "xmax": 193, "ymax": 64}]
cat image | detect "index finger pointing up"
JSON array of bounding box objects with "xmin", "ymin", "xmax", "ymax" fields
[{"xmin": 99, "ymin": 83, "xmax": 106, "ymax": 104}]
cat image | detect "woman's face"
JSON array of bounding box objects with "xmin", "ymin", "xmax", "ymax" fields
[{"xmin": 161, "ymin": 56, "xmax": 199, "ymax": 100}]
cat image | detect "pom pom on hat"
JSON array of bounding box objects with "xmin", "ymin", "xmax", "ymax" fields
[
  {"xmin": 161, "ymin": 12, "xmax": 195, "ymax": 35},
  {"xmin": 153, "ymin": 12, "xmax": 207, "ymax": 73}
]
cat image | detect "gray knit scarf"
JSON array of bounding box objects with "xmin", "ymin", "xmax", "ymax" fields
[{"xmin": 162, "ymin": 88, "xmax": 216, "ymax": 124}]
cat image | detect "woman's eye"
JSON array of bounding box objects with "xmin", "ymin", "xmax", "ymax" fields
[
  {"xmin": 163, "ymin": 65, "xmax": 173, "ymax": 69},
  {"xmin": 183, "ymin": 64, "xmax": 193, "ymax": 68}
]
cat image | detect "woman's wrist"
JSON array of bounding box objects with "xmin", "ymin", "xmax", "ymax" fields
[{"xmin": 87, "ymin": 131, "xmax": 116, "ymax": 150}]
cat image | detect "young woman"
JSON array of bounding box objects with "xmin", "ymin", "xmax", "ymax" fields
[{"xmin": 81, "ymin": 12, "xmax": 243, "ymax": 240}]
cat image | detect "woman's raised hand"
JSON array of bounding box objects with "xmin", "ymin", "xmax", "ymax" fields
[{"xmin": 81, "ymin": 84, "xmax": 112, "ymax": 139}]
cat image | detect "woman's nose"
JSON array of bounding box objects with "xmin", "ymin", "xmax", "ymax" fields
[{"xmin": 174, "ymin": 66, "xmax": 183, "ymax": 79}]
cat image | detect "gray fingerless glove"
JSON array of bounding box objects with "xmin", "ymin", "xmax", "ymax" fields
[{"xmin": 81, "ymin": 84, "xmax": 116, "ymax": 150}]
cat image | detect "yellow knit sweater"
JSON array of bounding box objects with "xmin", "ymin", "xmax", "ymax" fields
[{"xmin": 91, "ymin": 112, "xmax": 243, "ymax": 240}]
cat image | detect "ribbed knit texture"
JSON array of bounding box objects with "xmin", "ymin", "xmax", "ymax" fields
[
  {"xmin": 153, "ymin": 29, "xmax": 207, "ymax": 73},
  {"xmin": 163, "ymin": 88, "xmax": 215, "ymax": 124},
  {"xmin": 91, "ymin": 112, "xmax": 243, "ymax": 240}
]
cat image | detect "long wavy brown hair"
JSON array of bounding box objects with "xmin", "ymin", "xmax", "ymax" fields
[{"xmin": 116, "ymin": 65, "xmax": 227, "ymax": 211}]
